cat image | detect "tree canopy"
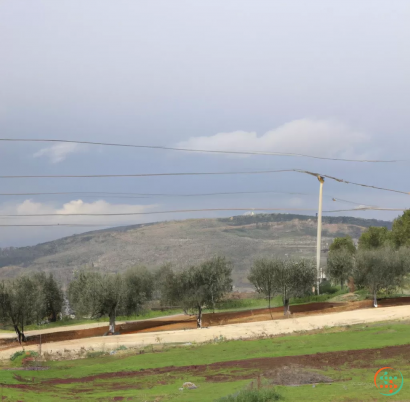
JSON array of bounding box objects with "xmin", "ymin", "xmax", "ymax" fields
[
  {"xmin": 326, "ymin": 249, "xmax": 354, "ymax": 289},
  {"xmin": 358, "ymin": 226, "xmax": 390, "ymax": 250},
  {"xmin": 391, "ymin": 210, "xmax": 410, "ymax": 248},
  {"xmin": 69, "ymin": 271, "xmax": 124, "ymax": 334},
  {"xmin": 163, "ymin": 256, "xmax": 232, "ymax": 328},
  {"xmin": 354, "ymin": 248, "xmax": 410, "ymax": 307},
  {"xmin": 0, "ymin": 273, "xmax": 64, "ymax": 343},
  {"xmin": 248, "ymin": 259, "xmax": 276, "ymax": 308},
  {"xmin": 329, "ymin": 236, "xmax": 356, "ymax": 254},
  {"xmin": 248, "ymin": 258, "xmax": 315, "ymax": 315},
  {"xmin": 68, "ymin": 268, "xmax": 154, "ymax": 334}
]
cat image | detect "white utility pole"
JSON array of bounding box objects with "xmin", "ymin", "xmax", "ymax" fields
[{"xmin": 316, "ymin": 175, "xmax": 324, "ymax": 295}]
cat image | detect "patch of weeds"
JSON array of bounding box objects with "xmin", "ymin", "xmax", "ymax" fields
[
  {"xmin": 213, "ymin": 335, "xmax": 227, "ymax": 343},
  {"xmin": 86, "ymin": 350, "xmax": 106, "ymax": 358},
  {"xmin": 116, "ymin": 345, "xmax": 128, "ymax": 351},
  {"xmin": 217, "ymin": 388, "xmax": 282, "ymax": 402},
  {"xmin": 10, "ymin": 350, "xmax": 26, "ymax": 361}
]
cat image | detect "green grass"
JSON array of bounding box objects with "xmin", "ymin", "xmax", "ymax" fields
[{"xmin": 2, "ymin": 320, "xmax": 410, "ymax": 401}]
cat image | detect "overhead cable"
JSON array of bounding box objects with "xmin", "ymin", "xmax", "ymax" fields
[
  {"xmin": 1, "ymin": 168, "xmax": 408, "ymax": 196},
  {"xmin": 0, "ymin": 206, "xmax": 406, "ymax": 218},
  {"xmin": 0, "ymin": 138, "xmax": 403, "ymax": 163}
]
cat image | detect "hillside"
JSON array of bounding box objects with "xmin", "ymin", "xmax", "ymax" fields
[{"xmin": 0, "ymin": 213, "xmax": 392, "ymax": 287}]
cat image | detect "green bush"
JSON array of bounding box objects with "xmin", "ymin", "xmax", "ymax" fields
[
  {"xmin": 10, "ymin": 350, "xmax": 25, "ymax": 361},
  {"xmin": 217, "ymin": 389, "xmax": 281, "ymax": 402},
  {"xmin": 319, "ymin": 280, "xmax": 339, "ymax": 295}
]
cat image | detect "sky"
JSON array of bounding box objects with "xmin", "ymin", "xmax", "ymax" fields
[{"xmin": 0, "ymin": 0, "xmax": 409, "ymax": 247}]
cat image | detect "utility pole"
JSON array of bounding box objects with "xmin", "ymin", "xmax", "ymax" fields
[{"xmin": 316, "ymin": 175, "xmax": 325, "ymax": 295}]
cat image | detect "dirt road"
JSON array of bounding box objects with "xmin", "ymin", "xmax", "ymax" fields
[
  {"xmin": 1, "ymin": 305, "xmax": 410, "ymax": 360},
  {"xmin": 0, "ymin": 313, "xmax": 188, "ymax": 340}
]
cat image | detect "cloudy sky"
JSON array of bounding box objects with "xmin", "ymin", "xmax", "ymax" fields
[{"xmin": 0, "ymin": 0, "xmax": 409, "ymax": 247}]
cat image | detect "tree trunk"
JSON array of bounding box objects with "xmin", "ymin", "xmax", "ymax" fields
[
  {"xmin": 14, "ymin": 325, "xmax": 26, "ymax": 344},
  {"xmin": 283, "ymin": 299, "xmax": 290, "ymax": 316},
  {"xmin": 340, "ymin": 280, "xmax": 343, "ymax": 290},
  {"xmin": 197, "ymin": 305, "xmax": 202, "ymax": 328},
  {"xmin": 211, "ymin": 290, "xmax": 215, "ymax": 313},
  {"xmin": 373, "ymin": 290, "xmax": 378, "ymax": 308},
  {"xmin": 268, "ymin": 295, "xmax": 273, "ymax": 319},
  {"xmin": 108, "ymin": 309, "xmax": 116, "ymax": 334},
  {"xmin": 50, "ymin": 311, "xmax": 57, "ymax": 323}
]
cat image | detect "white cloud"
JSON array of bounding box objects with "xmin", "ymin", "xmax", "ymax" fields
[
  {"xmin": 33, "ymin": 143, "xmax": 83, "ymax": 163},
  {"xmin": 176, "ymin": 119, "xmax": 373, "ymax": 159},
  {"xmin": 4, "ymin": 199, "xmax": 158, "ymax": 226},
  {"xmin": 0, "ymin": 199, "xmax": 169, "ymax": 247}
]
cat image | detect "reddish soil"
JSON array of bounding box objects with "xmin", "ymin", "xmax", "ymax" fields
[
  {"xmin": 4, "ymin": 343, "xmax": 410, "ymax": 391},
  {"xmin": 1, "ymin": 297, "xmax": 409, "ymax": 351}
]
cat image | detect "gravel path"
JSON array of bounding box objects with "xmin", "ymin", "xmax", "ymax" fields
[{"xmin": 1, "ymin": 305, "xmax": 409, "ymax": 360}]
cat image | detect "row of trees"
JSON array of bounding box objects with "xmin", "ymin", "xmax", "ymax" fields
[
  {"xmin": 0, "ymin": 257, "xmax": 233, "ymax": 341},
  {"xmin": 327, "ymin": 246, "xmax": 410, "ymax": 307},
  {"xmin": 69, "ymin": 257, "xmax": 233, "ymax": 331},
  {"xmin": 0, "ymin": 273, "xmax": 63, "ymax": 342}
]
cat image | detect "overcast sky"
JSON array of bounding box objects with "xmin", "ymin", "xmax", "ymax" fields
[{"xmin": 0, "ymin": 0, "xmax": 409, "ymax": 247}]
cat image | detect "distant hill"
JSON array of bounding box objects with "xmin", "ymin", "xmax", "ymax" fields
[{"xmin": 0, "ymin": 213, "xmax": 392, "ymax": 287}]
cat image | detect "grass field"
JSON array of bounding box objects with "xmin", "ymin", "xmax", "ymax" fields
[{"xmin": 1, "ymin": 319, "xmax": 410, "ymax": 401}]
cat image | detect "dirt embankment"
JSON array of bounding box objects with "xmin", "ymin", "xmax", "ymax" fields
[{"xmin": 1, "ymin": 297, "xmax": 409, "ymax": 352}]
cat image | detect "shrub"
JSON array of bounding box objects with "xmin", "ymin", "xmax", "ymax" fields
[
  {"xmin": 319, "ymin": 280, "xmax": 339, "ymax": 295},
  {"xmin": 10, "ymin": 350, "xmax": 25, "ymax": 361},
  {"xmin": 217, "ymin": 389, "xmax": 281, "ymax": 402}
]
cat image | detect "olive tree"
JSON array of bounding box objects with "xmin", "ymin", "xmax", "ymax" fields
[
  {"xmin": 354, "ymin": 248, "xmax": 410, "ymax": 307},
  {"xmin": 275, "ymin": 259, "xmax": 316, "ymax": 315},
  {"xmin": 122, "ymin": 266, "xmax": 154, "ymax": 316},
  {"xmin": 248, "ymin": 259, "xmax": 277, "ymax": 309},
  {"xmin": 164, "ymin": 256, "xmax": 232, "ymax": 328},
  {"xmin": 33, "ymin": 272, "xmax": 64, "ymax": 322},
  {"xmin": 391, "ymin": 210, "xmax": 410, "ymax": 248},
  {"xmin": 329, "ymin": 236, "xmax": 356, "ymax": 254},
  {"xmin": 248, "ymin": 258, "xmax": 316, "ymax": 315},
  {"xmin": 326, "ymin": 249, "xmax": 354, "ymax": 289},
  {"xmin": 68, "ymin": 270, "xmax": 124, "ymax": 334},
  {"xmin": 358, "ymin": 226, "xmax": 390, "ymax": 250},
  {"xmin": 0, "ymin": 276, "xmax": 41, "ymax": 343}
]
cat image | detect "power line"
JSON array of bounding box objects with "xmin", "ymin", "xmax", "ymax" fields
[
  {"xmin": 0, "ymin": 169, "xmax": 293, "ymax": 178},
  {"xmin": 0, "ymin": 190, "xmax": 311, "ymax": 197},
  {"xmin": 0, "ymin": 205, "xmax": 405, "ymax": 218},
  {"xmin": 0, "ymin": 138, "xmax": 403, "ymax": 163},
  {"xmin": 0, "ymin": 190, "xmax": 365, "ymax": 204},
  {"xmin": 1, "ymin": 168, "xmax": 408, "ymax": 196},
  {"xmin": 0, "ymin": 190, "xmax": 381, "ymax": 211},
  {"xmin": 0, "ymin": 206, "xmax": 404, "ymax": 227},
  {"xmin": 325, "ymin": 207, "xmax": 407, "ymax": 213},
  {"xmin": 0, "ymin": 208, "xmax": 319, "ymax": 217}
]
